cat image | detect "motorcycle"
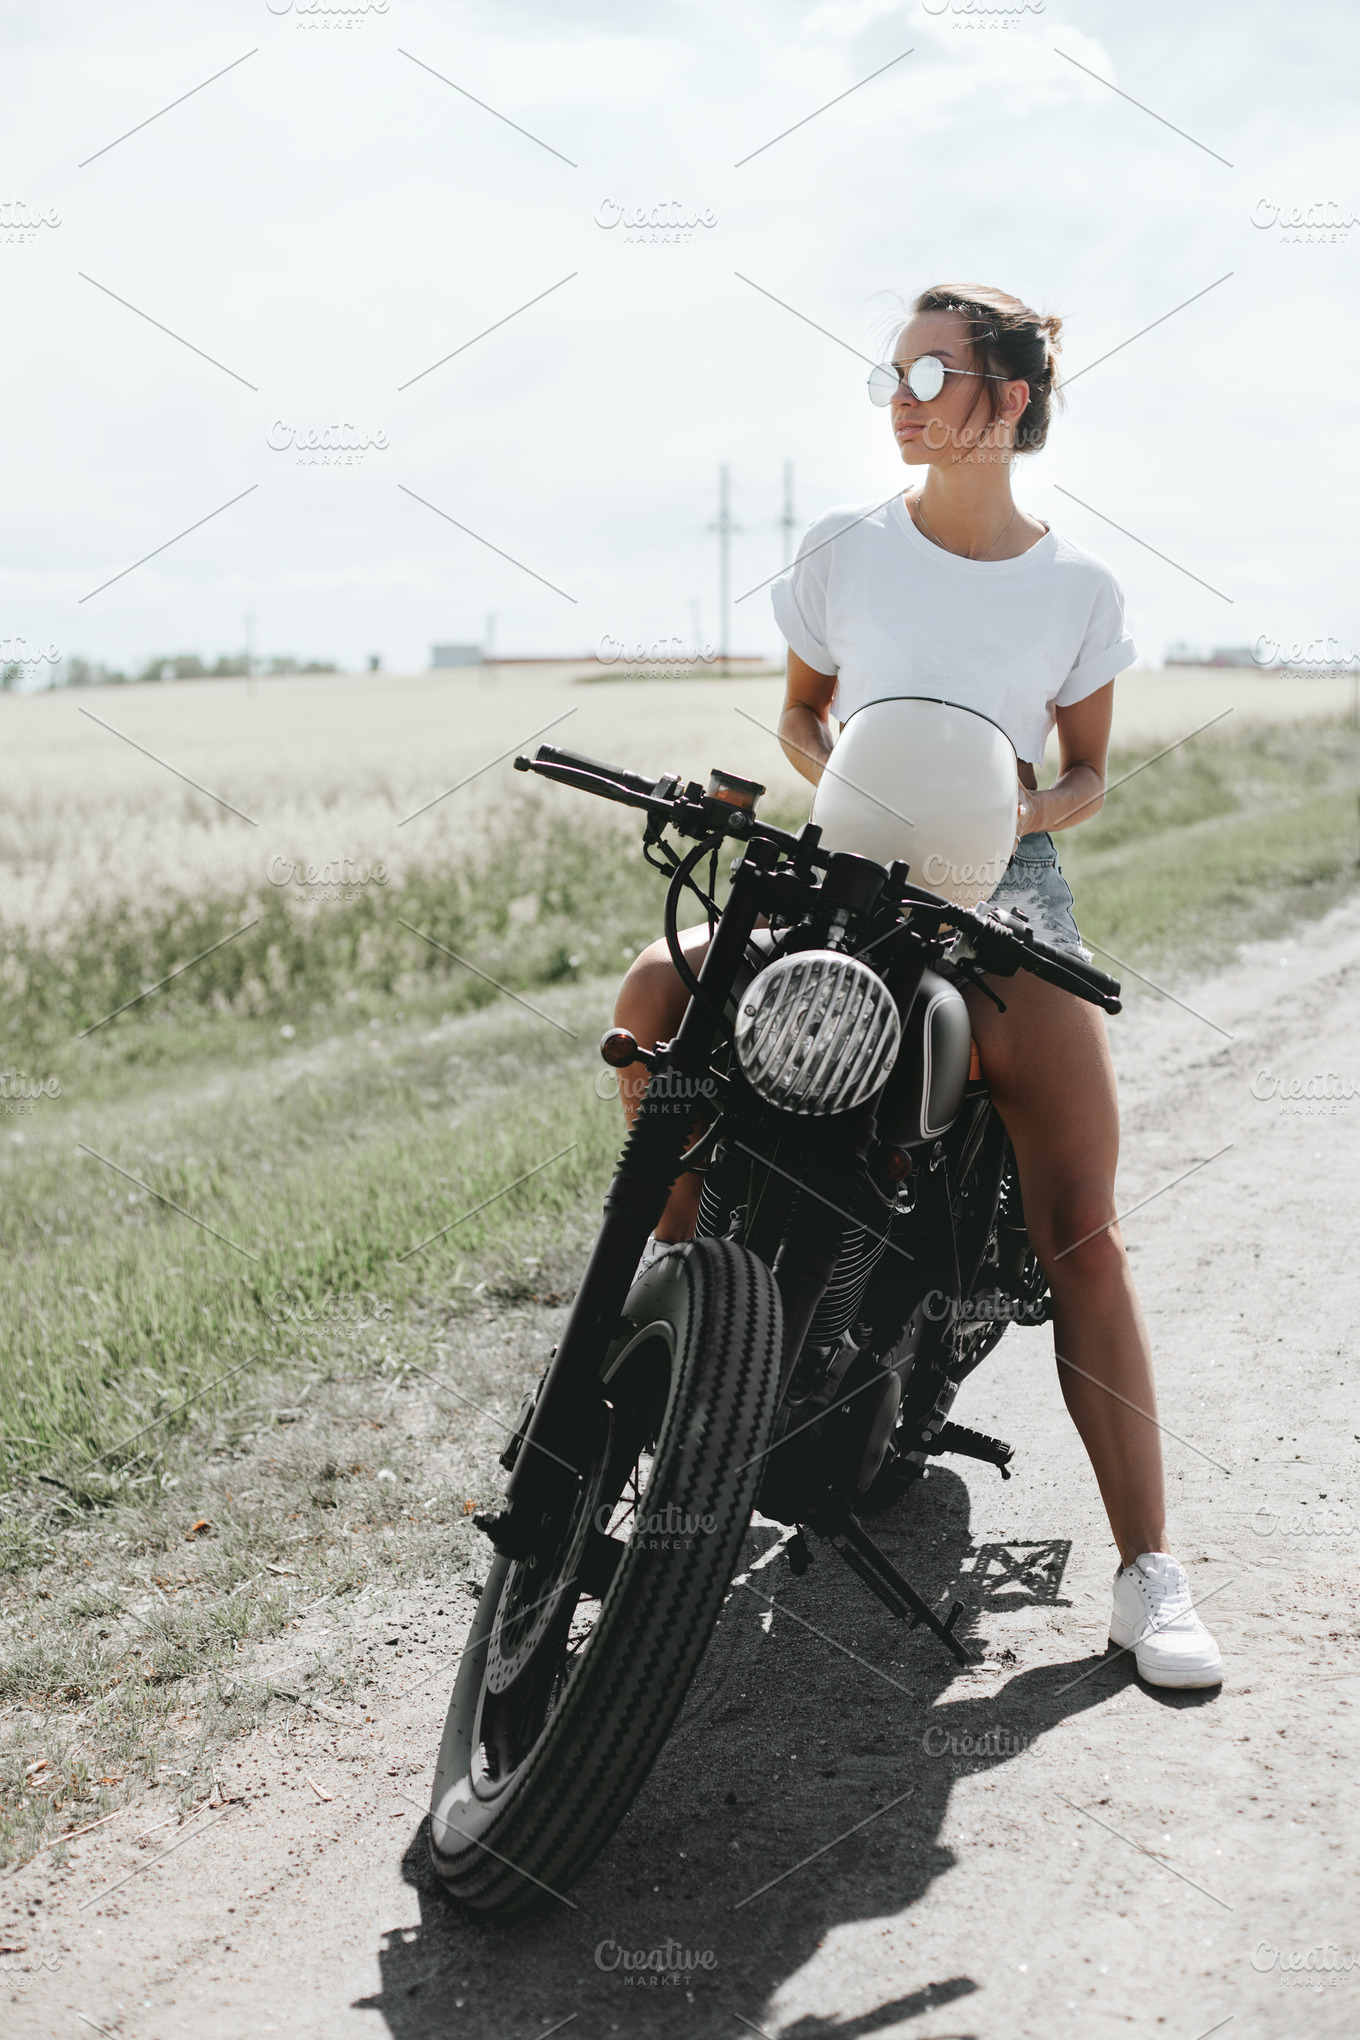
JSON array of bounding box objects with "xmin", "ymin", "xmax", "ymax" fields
[{"xmin": 427, "ymin": 739, "xmax": 1120, "ymax": 1916}]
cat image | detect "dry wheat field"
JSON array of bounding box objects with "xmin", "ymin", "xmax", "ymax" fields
[{"xmin": 3, "ymin": 660, "xmax": 1351, "ymax": 963}]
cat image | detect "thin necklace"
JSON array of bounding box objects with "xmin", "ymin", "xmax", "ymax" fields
[{"xmin": 911, "ymin": 490, "xmax": 1018, "ymax": 560}]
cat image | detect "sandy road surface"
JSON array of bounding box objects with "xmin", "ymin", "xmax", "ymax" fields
[{"xmin": 5, "ymin": 896, "xmax": 1359, "ymax": 2040}]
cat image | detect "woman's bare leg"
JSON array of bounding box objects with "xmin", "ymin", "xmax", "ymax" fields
[
  {"xmin": 612, "ymin": 927, "xmax": 711, "ymax": 1242},
  {"xmin": 964, "ymin": 970, "xmax": 1169, "ymax": 1568},
  {"xmin": 616, "ymin": 932, "xmax": 1169, "ymax": 1562}
]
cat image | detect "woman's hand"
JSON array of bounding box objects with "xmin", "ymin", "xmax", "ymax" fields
[
  {"xmin": 1015, "ymin": 777, "xmax": 1041, "ymax": 845},
  {"xmin": 780, "ymin": 651, "xmax": 838, "ymax": 786}
]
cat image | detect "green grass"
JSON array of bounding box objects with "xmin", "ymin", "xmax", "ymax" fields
[
  {"xmin": 3, "ymin": 792, "xmax": 652, "ymax": 1054},
  {"xmin": 1053, "ymin": 715, "xmax": 1360, "ymax": 970},
  {"xmin": 4, "ymin": 714, "xmax": 1358, "ymax": 1485},
  {"xmin": 0, "ymin": 1347, "xmax": 511, "ymax": 1865},
  {"xmin": 1, "ymin": 990, "xmax": 624, "ymax": 1484}
]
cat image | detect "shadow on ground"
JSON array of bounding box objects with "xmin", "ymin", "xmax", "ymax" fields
[{"xmin": 354, "ymin": 1468, "xmax": 1207, "ymax": 2039}]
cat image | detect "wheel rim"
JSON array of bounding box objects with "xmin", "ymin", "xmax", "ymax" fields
[{"xmin": 470, "ymin": 1365, "xmax": 669, "ymax": 1800}]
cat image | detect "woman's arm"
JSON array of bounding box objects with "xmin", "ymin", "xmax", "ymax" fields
[
  {"xmin": 1018, "ymin": 680, "xmax": 1113, "ymax": 837},
  {"xmin": 778, "ymin": 649, "xmax": 838, "ymax": 785}
]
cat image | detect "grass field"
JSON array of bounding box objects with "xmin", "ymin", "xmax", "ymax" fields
[{"xmin": 1, "ymin": 676, "xmax": 1357, "ymax": 1862}]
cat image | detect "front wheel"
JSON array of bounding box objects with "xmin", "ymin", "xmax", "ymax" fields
[{"xmin": 427, "ymin": 1236, "xmax": 783, "ymax": 1916}]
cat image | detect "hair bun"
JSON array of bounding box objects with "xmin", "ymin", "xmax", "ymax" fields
[{"xmin": 909, "ymin": 283, "xmax": 1066, "ymax": 453}]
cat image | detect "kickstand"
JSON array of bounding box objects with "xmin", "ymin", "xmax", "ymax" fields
[{"xmin": 811, "ymin": 1505, "xmax": 976, "ymax": 1666}]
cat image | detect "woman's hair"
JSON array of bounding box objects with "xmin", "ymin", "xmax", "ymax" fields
[{"xmin": 911, "ymin": 283, "xmax": 1063, "ymax": 452}]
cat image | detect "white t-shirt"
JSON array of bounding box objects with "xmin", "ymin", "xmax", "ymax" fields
[{"xmin": 770, "ymin": 492, "xmax": 1136, "ymax": 765}]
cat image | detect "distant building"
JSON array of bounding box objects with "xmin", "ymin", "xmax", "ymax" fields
[
  {"xmin": 432, "ymin": 643, "xmax": 483, "ymax": 668},
  {"xmin": 1164, "ymin": 643, "xmax": 1272, "ymax": 669}
]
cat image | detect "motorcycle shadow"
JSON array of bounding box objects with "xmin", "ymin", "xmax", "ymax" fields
[{"xmin": 355, "ymin": 1467, "xmax": 1151, "ymax": 2040}]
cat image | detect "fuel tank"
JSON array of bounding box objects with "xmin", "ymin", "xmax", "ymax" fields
[
  {"xmin": 875, "ymin": 967, "xmax": 972, "ymax": 1147},
  {"xmin": 728, "ymin": 942, "xmax": 972, "ymax": 1146}
]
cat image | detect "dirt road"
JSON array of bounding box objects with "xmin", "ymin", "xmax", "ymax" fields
[{"xmin": 6, "ymin": 894, "xmax": 1359, "ymax": 2040}]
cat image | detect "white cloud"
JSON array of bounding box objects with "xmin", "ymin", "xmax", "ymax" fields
[{"xmin": 0, "ymin": 0, "xmax": 1355, "ymax": 676}]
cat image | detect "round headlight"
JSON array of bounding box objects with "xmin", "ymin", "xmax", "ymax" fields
[{"xmin": 734, "ymin": 951, "xmax": 901, "ymax": 1115}]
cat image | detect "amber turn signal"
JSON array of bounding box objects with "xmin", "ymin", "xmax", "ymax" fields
[{"xmin": 599, "ymin": 1027, "xmax": 642, "ymax": 1068}]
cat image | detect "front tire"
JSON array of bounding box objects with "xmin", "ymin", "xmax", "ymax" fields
[{"xmin": 427, "ymin": 1237, "xmax": 783, "ymax": 1916}]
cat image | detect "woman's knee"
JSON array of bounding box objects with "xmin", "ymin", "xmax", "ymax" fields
[
  {"xmin": 1035, "ymin": 1183, "xmax": 1128, "ymax": 1287},
  {"xmin": 616, "ymin": 942, "xmax": 673, "ymax": 1031},
  {"xmin": 615, "ymin": 929, "xmax": 709, "ymax": 1040}
]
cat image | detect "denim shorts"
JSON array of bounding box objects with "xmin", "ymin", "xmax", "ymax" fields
[{"xmin": 987, "ymin": 831, "xmax": 1088, "ymax": 959}]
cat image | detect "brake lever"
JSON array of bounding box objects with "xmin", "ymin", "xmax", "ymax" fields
[
  {"xmin": 948, "ymin": 959, "xmax": 1007, "ymax": 1013},
  {"xmin": 948, "ymin": 927, "xmax": 1021, "ymax": 981}
]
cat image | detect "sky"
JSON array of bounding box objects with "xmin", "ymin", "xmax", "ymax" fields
[{"xmin": 1, "ymin": 0, "xmax": 1357, "ymax": 679}]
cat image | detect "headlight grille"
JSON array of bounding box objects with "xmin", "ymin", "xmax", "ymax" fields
[{"xmin": 734, "ymin": 951, "xmax": 901, "ymax": 1115}]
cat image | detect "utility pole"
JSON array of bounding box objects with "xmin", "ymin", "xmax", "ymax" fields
[
  {"xmin": 781, "ymin": 460, "xmax": 796, "ymax": 570},
  {"xmin": 707, "ymin": 464, "xmax": 741, "ymax": 676}
]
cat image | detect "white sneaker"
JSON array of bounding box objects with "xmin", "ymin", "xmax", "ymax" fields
[
  {"xmin": 631, "ymin": 1235, "xmax": 676, "ymax": 1286},
  {"xmin": 1109, "ymin": 1552, "xmax": 1223, "ymax": 1689}
]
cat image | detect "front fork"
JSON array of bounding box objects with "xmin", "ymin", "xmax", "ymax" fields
[{"xmin": 486, "ymin": 840, "xmax": 776, "ymax": 1552}]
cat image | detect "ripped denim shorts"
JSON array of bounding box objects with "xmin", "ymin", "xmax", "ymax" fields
[{"xmin": 987, "ymin": 831, "xmax": 1088, "ymax": 959}]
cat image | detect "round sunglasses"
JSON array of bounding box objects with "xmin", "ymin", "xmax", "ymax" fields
[{"xmin": 867, "ymin": 354, "xmax": 1011, "ymax": 407}]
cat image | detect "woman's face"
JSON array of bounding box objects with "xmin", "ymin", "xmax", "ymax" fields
[{"xmin": 887, "ymin": 311, "xmax": 1027, "ymax": 470}]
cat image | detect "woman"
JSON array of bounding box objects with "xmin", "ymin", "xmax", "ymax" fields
[{"xmin": 614, "ymin": 283, "xmax": 1221, "ymax": 1690}]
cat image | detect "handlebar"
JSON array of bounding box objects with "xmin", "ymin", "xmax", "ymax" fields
[
  {"xmin": 941, "ymin": 899, "xmax": 1122, "ymax": 1012},
  {"xmin": 515, "ymin": 743, "xmax": 1121, "ymax": 1014},
  {"xmin": 532, "ymin": 743, "xmax": 668, "ymax": 802}
]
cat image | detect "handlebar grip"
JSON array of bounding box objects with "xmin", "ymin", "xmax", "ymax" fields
[
  {"xmin": 1028, "ymin": 957, "xmax": 1121, "ymax": 1013},
  {"xmin": 1018, "ymin": 945, "xmax": 1121, "ymax": 1013},
  {"xmin": 532, "ymin": 743, "xmax": 661, "ymax": 799},
  {"xmin": 954, "ymin": 905, "xmax": 1121, "ymax": 1012},
  {"xmin": 1021, "ymin": 933, "xmax": 1121, "ymax": 1006}
]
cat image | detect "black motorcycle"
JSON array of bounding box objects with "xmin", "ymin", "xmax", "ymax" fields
[{"xmin": 427, "ymin": 742, "xmax": 1120, "ymax": 1915}]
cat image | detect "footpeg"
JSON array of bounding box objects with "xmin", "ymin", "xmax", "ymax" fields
[
  {"xmin": 961, "ymin": 1286, "xmax": 1051, "ymax": 1326},
  {"xmin": 911, "ymin": 1420, "xmax": 1015, "ymax": 1479}
]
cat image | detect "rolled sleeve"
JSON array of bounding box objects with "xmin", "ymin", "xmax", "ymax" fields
[
  {"xmin": 1055, "ymin": 574, "xmax": 1136, "ymax": 707},
  {"xmin": 771, "ymin": 523, "xmax": 838, "ymax": 674}
]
